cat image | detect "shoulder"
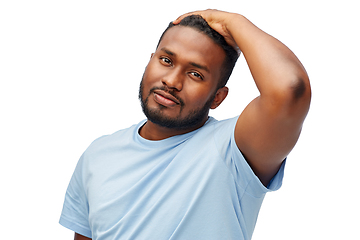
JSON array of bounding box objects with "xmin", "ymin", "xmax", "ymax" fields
[
  {"xmin": 86, "ymin": 121, "xmax": 144, "ymax": 152},
  {"xmin": 193, "ymin": 116, "xmax": 239, "ymax": 156},
  {"xmin": 200, "ymin": 116, "xmax": 238, "ymax": 140},
  {"xmin": 190, "ymin": 116, "xmax": 239, "ymax": 147},
  {"xmin": 200, "ymin": 116, "xmax": 238, "ymax": 132}
]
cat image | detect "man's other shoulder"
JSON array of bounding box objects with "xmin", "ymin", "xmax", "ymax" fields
[{"xmin": 85, "ymin": 120, "xmax": 143, "ymax": 153}]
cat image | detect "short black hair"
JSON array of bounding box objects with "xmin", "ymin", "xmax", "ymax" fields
[{"xmin": 156, "ymin": 15, "xmax": 239, "ymax": 89}]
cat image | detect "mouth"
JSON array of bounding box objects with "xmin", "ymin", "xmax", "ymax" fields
[{"xmin": 153, "ymin": 89, "xmax": 181, "ymax": 107}]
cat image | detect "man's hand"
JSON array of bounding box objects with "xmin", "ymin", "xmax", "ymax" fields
[{"xmin": 173, "ymin": 9, "xmax": 239, "ymax": 53}]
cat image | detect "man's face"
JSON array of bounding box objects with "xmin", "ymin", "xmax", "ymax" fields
[{"xmin": 139, "ymin": 26, "xmax": 226, "ymax": 130}]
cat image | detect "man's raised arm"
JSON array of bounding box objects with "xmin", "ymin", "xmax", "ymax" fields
[
  {"xmin": 175, "ymin": 10, "xmax": 311, "ymax": 186},
  {"xmin": 74, "ymin": 233, "xmax": 91, "ymax": 240}
]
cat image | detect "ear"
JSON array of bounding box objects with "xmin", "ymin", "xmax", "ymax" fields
[{"xmin": 210, "ymin": 87, "xmax": 229, "ymax": 109}]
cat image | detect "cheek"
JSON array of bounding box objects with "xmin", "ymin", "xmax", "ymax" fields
[
  {"xmin": 142, "ymin": 66, "xmax": 160, "ymax": 89},
  {"xmin": 143, "ymin": 63, "xmax": 167, "ymax": 87},
  {"xmin": 183, "ymin": 84, "xmax": 215, "ymax": 107}
]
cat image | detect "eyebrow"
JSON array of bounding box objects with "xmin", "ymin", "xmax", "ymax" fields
[
  {"xmin": 160, "ymin": 47, "xmax": 210, "ymax": 73},
  {"xmin": 189, "ymin": 62, "xmax": 210, "ymax": 73},
  {"xmin": 161, "ymin": 47, "xmax": 175, "ymax": 56}
]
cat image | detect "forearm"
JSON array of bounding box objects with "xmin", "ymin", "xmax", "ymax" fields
[
  {"xmin": 174, "ymin": 10, "xmax": 310, "ymax": 102},
  {"xmin": 227, "ymin": 14, "xmax": 309, "ymax": 100}
]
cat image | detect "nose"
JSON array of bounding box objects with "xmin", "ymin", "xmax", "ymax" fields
[{"xmin": 161, "ymin": 68, "xmax": 183, "ymax": 91}]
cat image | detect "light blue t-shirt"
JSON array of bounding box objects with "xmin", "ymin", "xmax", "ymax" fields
[{"xmin": 59, "ymin": 116, "xmax": 285, "ymax": 240}]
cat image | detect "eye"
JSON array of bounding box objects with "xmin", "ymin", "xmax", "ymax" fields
[
  {"xmin": 160, "ymin": 57, "xmax": 172, "ymax": 66},
  {"xmin": 189, "ymin": 71, "xmax": 204, "ymax": 80}
]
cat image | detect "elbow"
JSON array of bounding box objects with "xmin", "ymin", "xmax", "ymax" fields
[
  {"xmin": 285, "ymin": 73, "xmax": 311, "ymax": 116},
  {"xmin": 272, "ymin": 73, "xmax": 311, "ymax": 104},
  {"xmin": 271, "ymin": 73, "xmax": 311, "ymax": 114},
  {"xmin": 261, "ymin": 71, "xmax": 311, "ymax": 115},
  {"xmin": 291, "ymin": 73, "xmax": 311, "ymax": 101}
]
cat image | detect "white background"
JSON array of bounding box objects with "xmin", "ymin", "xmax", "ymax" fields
[{"xmin": 1, "ymin": 0, "xmax": 359, "ymax": 239}]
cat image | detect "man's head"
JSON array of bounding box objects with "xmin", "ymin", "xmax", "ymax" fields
[
  {"xmin": 157, "ymin": 15, "xmax": 239, "ymax": 89},
  {"xmin": 139, "ymin": 15, "xmax": 238, "ymax": 132}
]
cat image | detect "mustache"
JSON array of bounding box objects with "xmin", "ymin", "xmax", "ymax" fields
[{"xmin": 149, "ymin": 86, "xmax": 185, "ymax": 106}]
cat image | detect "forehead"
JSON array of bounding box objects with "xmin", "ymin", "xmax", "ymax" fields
[{"xmin": 156, "ymin": 26, "xmax": 226, "ymax": 71}]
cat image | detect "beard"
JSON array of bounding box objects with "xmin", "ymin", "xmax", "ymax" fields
[{"xmin": 139, "ymin": 79, "xmax": 215, "ymax": 131}]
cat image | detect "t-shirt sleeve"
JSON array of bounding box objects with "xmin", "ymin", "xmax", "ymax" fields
[
  {"xmin": 214, "ymin": 116, "xmax": 286, "ymax": 197},
  {"xmin": 59, "ymin": 154, "xmax": 92, "ymax": 238}
]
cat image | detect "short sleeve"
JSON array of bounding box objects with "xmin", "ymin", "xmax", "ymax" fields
[
  {"xmin": 59, "ymin": 154, "xmax": 92, "ymax": 238},
  {"xmin": 266, "ymin": 159, "xmax": 286, "ymax": 191},
  {"xmin": 214, "ymin": 116, "xmax": 286, "ymax": 197}
]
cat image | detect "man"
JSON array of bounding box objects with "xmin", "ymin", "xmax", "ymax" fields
[{"xmin": 60, "ymin": 9, "xmax": 311, "ymax": 240}]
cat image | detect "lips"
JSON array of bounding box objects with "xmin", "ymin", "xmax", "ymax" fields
[{"xmin": 153, "ymin": 89, "xmax": 181, "ymax": 107}]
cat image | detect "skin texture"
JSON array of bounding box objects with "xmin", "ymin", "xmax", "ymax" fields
[{"xmin": 72, "ymin": 9, "xmax": 311, "ymax": 239}]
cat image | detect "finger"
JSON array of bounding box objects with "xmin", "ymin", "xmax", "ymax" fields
[
  {"xmin": 173, "ymin": 13, "xmax": 194, "ymax": 24},
  {"xmin": 173, "ymin": 10, "xmax": 204, "ymax": 24}
]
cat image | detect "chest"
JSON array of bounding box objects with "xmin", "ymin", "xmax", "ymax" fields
[{"xmin": 84, "ymin": 139, "xmax": 238, "ymax": 237}]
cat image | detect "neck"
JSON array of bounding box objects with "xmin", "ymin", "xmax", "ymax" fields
[{"xmin": 139, "ymin": 118, "xmax": 208, "ymax": 141}]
